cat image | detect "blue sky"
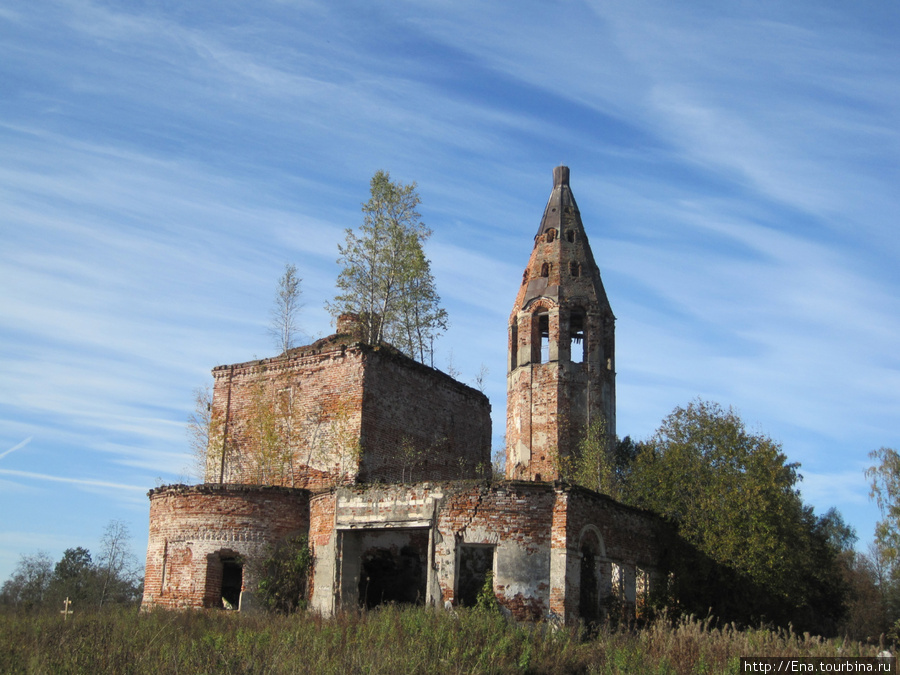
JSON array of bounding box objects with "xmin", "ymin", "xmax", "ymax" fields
[{"xmin": 2, "ymin": 0, "xmax": 899, "ymax": 582}]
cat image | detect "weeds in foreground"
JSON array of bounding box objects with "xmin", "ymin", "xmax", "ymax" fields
[{"xmin": 0, "ymin": 605, "xmax": 885, "ymax": 675}]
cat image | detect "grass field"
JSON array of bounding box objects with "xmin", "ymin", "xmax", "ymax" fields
[{"xmin": 0, "ymin": 605, "xmax": 886, "ymax": 674}]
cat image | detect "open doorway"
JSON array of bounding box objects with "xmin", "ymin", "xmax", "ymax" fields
[
  {"xmin": 358, "ymin": 545, "xmax": 425, "ymax": 608},
  {"xmin": 344, "ymin": 529, "xmax": 429, "ymax": 609},
  {"xmin": 220, "ymin": 556, "xmax": 243, "ymax": 609},
  {"xmin": 206, "ymin": 550, "xmax": 243, "ymax": 610}
]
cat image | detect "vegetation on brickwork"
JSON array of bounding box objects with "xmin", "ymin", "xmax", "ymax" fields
[
  {"xmin": 328, "ymin": 170, "xmax": 448, "ymax": 366},
  {"xmin": 557, "ymin": 417, "xmax": 621, "ymax": 499},
  {"xmin": 308, "ymin": 395, "xmax": 363, "ymax": 487},
  {"xmin": 253, "ymin": 535, "xmax": 311, "ymax": 613},
  {"xmin": 242, "ymin": 379, "xmax": 297, "ymax": 485},
  {"xmin": 194, "ymin": 364, "xmax": 364, "ymax": 488},
  {"xmin": 0, "ymin": 605, "xmax": 887, "ymax": 675}
]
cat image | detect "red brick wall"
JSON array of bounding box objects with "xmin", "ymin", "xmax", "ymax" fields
[
  {"xmin": 359, "ymin": 349, "xmax": 491, "ymax": 482},
  {"xmin": 557, "ymin": 485, "xmax": 664, "ymax": 621},
  {"xmin": 505, "ymin": 168, "xmax": 617, "ymax": 482},
  {"xmin": 209, "ymin": 336, "xmax": 491, "ymax": 488},
  {"xmin": 210, "ymin": 336, "xmax": 365, "ymax": 488},
  {"xmin": 435, "ymin": 482, "xmax": 557, "ymax": 621},
  {"xmin": 141, "ymin": 484, "xmax": 309, "ymax": 610}
]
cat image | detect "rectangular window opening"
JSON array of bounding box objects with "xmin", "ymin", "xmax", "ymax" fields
[{"xmin": 457, "ymin": 545, "xmax": 495, "ymax": 608}]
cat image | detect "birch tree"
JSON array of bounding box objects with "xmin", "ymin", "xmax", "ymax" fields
[
  {"xmin": 269, "ymin": 263, "xmax": 303, "ymax": 354},
  {"xmin": 328, "ymin": 170, "xmax": 447, "ymax": 364}
]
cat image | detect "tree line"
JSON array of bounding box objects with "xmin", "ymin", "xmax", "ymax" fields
[
  {"xmin": 559, "ymin": 399, "xmax": 894, "ymax": 639},
  {"xmin": 0, "ymin": 520, "xmax": 142, "ymax": 613}
]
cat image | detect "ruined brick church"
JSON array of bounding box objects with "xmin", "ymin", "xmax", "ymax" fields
[{"xmin": 141, "ymin": 166, "xmax": 667, "ymax": 622}]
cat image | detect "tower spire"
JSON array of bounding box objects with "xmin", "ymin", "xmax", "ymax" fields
[{"xmin": 505, "ymin": 166, "xmax": 616, "ymax": 482}]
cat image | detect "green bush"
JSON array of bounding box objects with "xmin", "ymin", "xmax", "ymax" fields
[{"xmin": 254, "ymin": 535, "xmax": 311, "ymax": 613}]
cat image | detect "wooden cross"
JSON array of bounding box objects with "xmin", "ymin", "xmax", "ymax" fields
[{"xmin": 60, "ymin": 596, "xmax": 73, "ymax": 621}]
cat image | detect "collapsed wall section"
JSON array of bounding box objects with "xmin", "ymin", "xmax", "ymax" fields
[{"xmin": 141, "ymin": 484, "xmax": 309, "ymax": 610}]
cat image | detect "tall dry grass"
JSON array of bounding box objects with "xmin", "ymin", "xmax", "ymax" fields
[{"xmin": 0, "ymin": 605, "xmax": 886, "ymax": 674}]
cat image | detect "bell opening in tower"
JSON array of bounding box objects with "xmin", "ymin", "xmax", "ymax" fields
[
  {"xmin": 569, "ymin": 312, "xmax": 585, "ymax": 364},
  {"xmin": 538, "ymin": 313, "xmax": 550, "ymax": 363}
]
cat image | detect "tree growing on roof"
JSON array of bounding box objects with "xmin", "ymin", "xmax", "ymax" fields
[
  {"xmin": 269, "ymin": 263, "xmax": 303, "ymax": 354},
  {"xmin": 327, "ymin": 170, "xmax": 447, "ymax": 366}
]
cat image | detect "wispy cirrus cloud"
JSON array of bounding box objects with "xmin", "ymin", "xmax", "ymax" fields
[
  {"xmin": 0, "ymin": 437, "xmax": 31, "ymax": 461},
  {"xmin": 0, "ymin": 469, "xmax": 145, "ymax": 492}
]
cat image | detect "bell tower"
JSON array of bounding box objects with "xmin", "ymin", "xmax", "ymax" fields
[{"xmin": 505, "ymin": 166, "xmax": 615, "ymax": 481}]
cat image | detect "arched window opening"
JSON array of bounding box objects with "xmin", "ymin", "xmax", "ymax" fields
[
  {"xmin": 510, "ymin": 322, "xmax": 518, "ymax": 370},
  {"xmin": 540, "ymin": 262, "xmax": 550, "ymax": 278},
  {"xmin": 566, "ymin": 230, "xmax": 576, "ymax": 243},
  {"xmin": 538, "ymin": 313, "xmax": 550, "ymax": 363},
  {"xmin": 569, "ymin": 261, "xmax": 580, "ymax": 277},
  {"xmin": 569, "ymin": 312, "xmax": 585, "ymax": 363},
  {"xmin": 546, "ymin": 228, "xmax": 557, "ymax": 243},
  {"xmin": 578, "ymin": 528, "xmax": 603, "ymax": 623},
  {"xmin": 579, "ymin": 544, "xmax": 600, "ymax": 622}
]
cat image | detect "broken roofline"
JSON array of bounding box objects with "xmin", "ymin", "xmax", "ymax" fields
[{"xmin": 210, "ymin": 331, "xmax": 489, "ymax": 405}]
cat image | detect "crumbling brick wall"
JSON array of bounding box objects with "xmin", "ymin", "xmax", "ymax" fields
[
  {"xmin": 435, "ymin": 482, "xmax": 556, "ymax": 621},
  {"xmin": 307, "ymin": 490, "xmax": 337, "ymax": 612},
  {"xmin": 305, "ymin": 481, "xmax": 664, "ymax": 624},
  {"xmin": 557, "ymin": 485, "xmax": 664, "ymax": 621},
  {"xmin": 358, "ymin": 349, "xmax": 491, "ymax": 482},
  {"xmin": 210, "ymin": 335, "xmax": 366, "ymax": 488},
  {"xmin": 141, "ymin": 484, "xmax": 309, "ymax": 610},
  {"xmin": 208, "ymin": 336, "xmax": 491, "ymax": 488},
  {"xmin": 505, "ymin": 166, "xmax": 617, "ymax": 482}
]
